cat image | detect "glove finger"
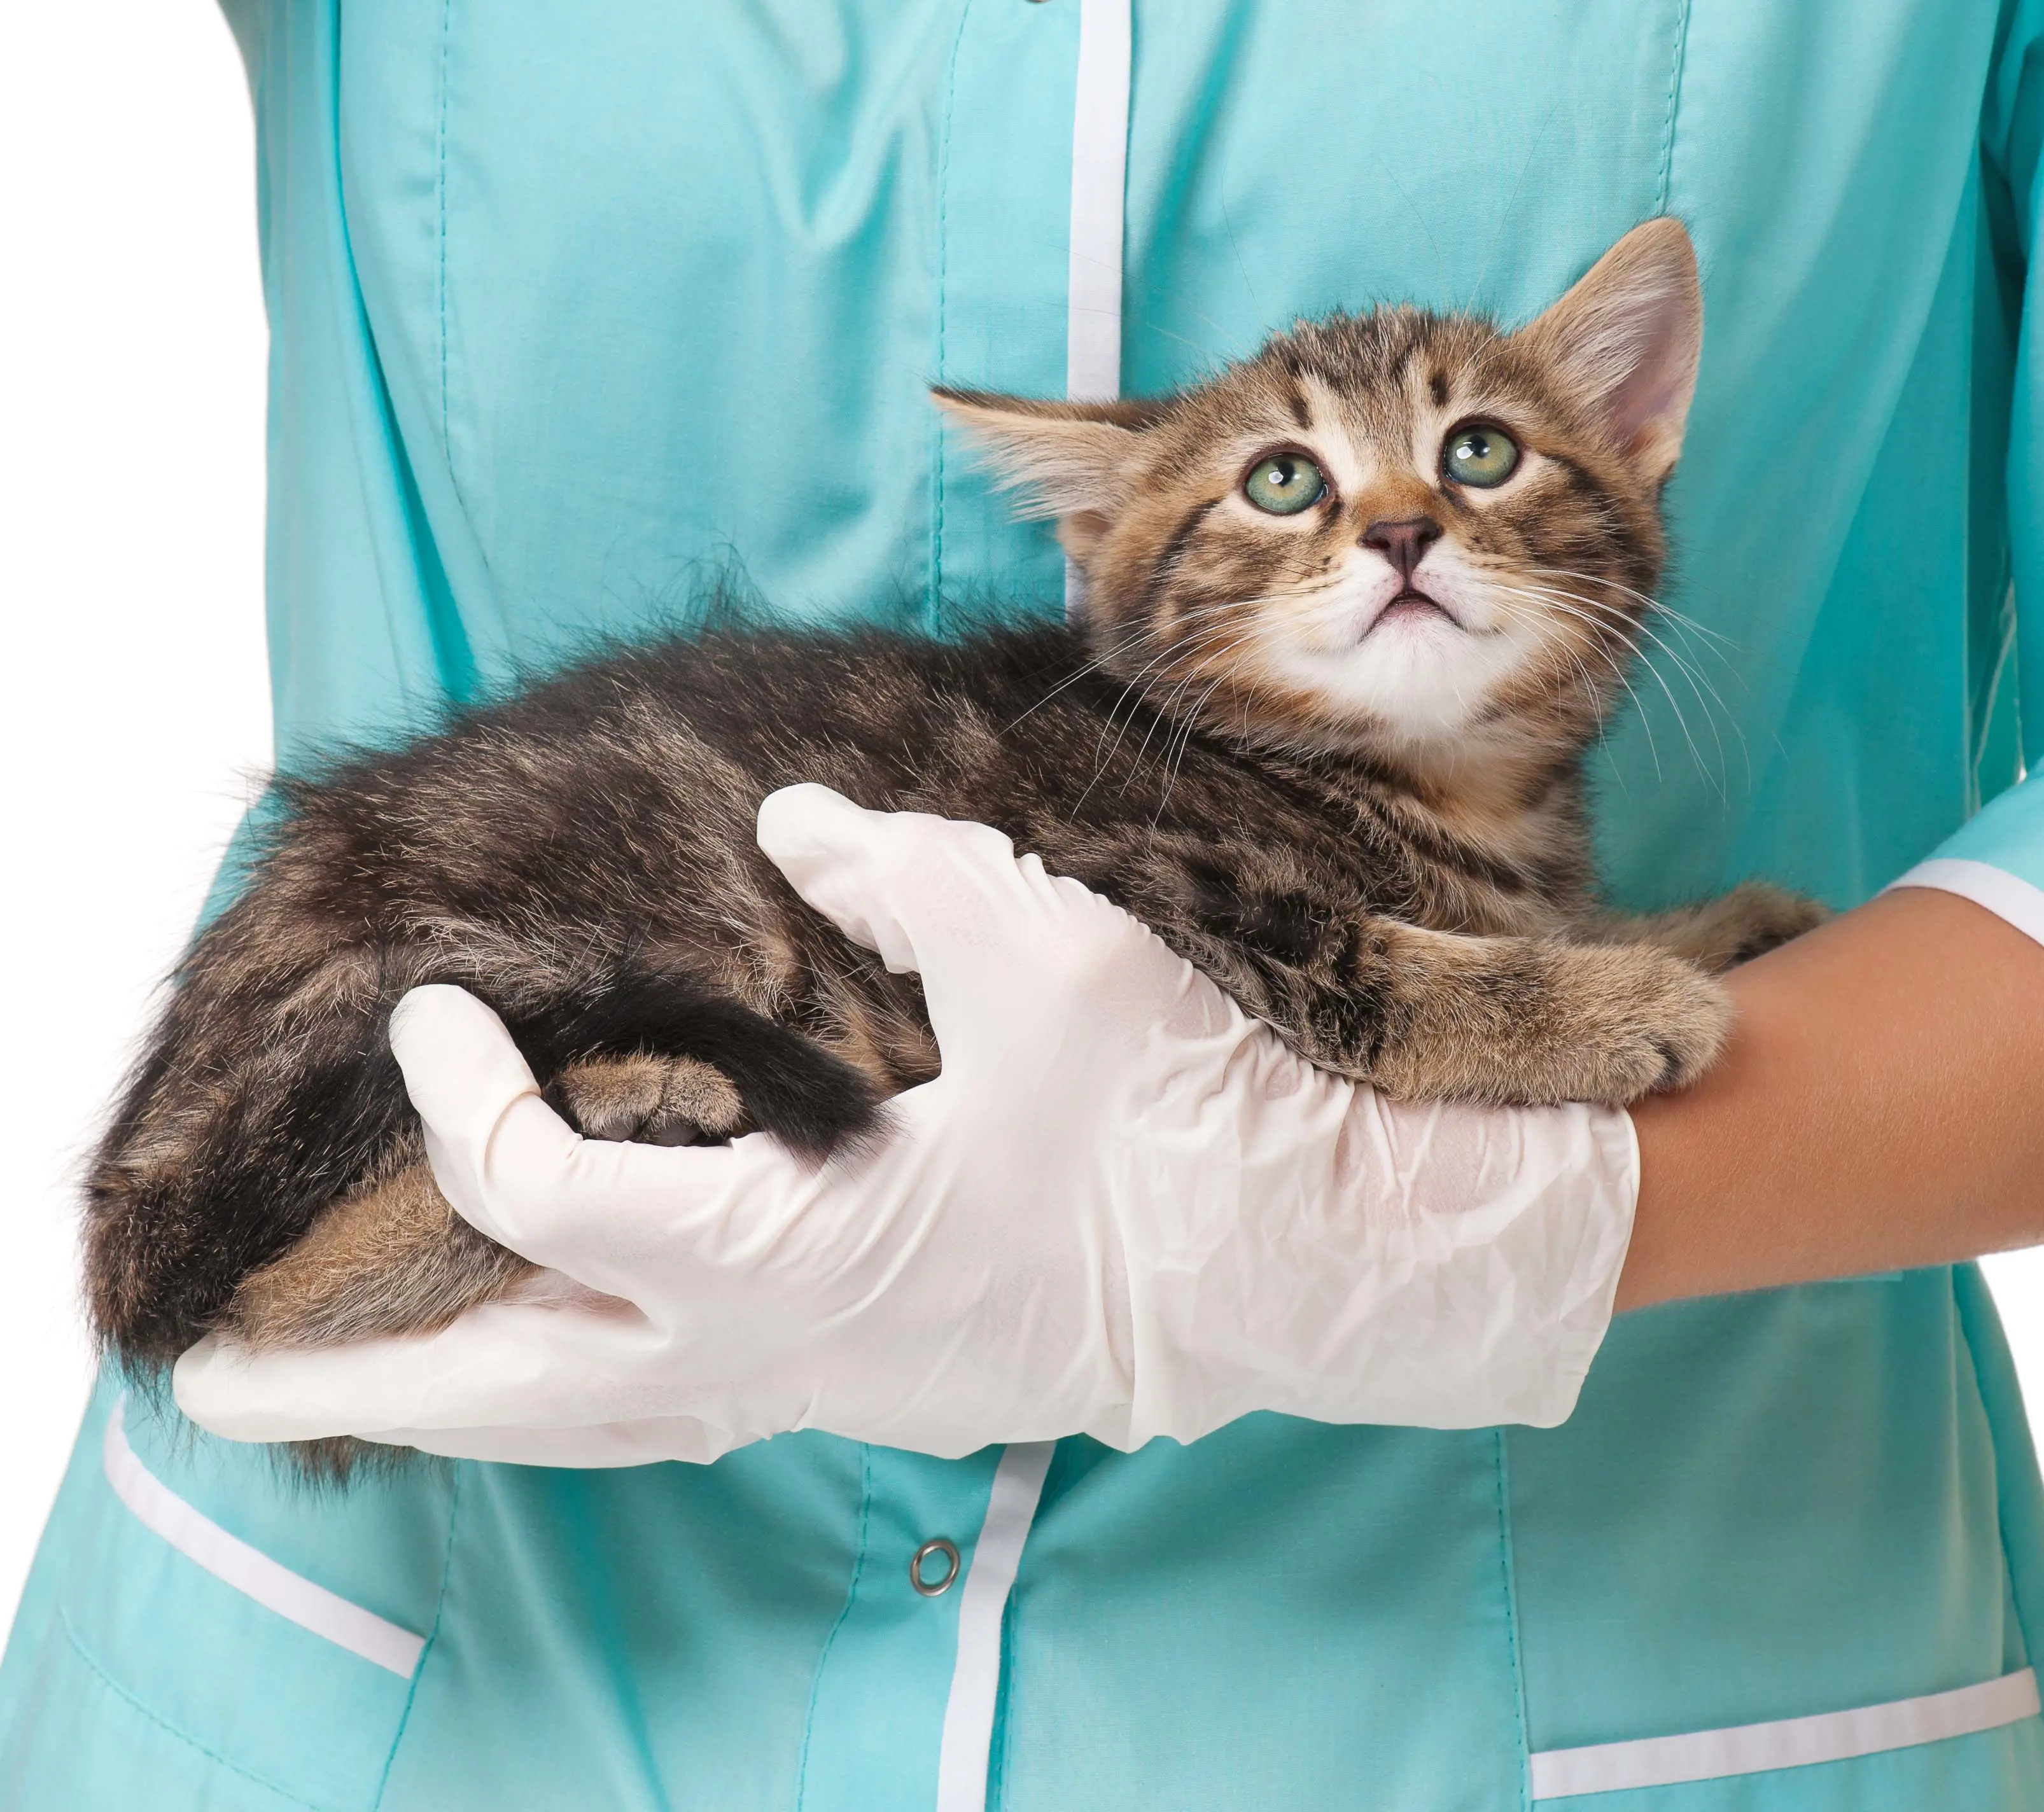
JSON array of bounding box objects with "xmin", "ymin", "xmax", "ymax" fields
[
  {"xmin": 174, "ymin": 1302, "xmax": 729, "ymax": 1442},
  {"xmin": 390, "ymin": 983, "xmax": 795, "ymax": 1295},
  {"xmin": 353, "ymin": 1417, "xmax": 732, "ymax": 1467}
]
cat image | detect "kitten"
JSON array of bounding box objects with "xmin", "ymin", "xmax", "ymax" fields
[{"xmin": 86, "ymin": 218, "xmax": 1821, "ymax": 1374}]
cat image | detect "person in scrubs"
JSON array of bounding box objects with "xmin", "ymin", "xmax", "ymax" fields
[{"xmin": 9, "ymin": 3, "xmax": 2044, "ymax": 1807}]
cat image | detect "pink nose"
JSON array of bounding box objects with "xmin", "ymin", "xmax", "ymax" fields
[{"xmin": 1362, "ymin": 516, "xmax": 1443, "ymax": 580}]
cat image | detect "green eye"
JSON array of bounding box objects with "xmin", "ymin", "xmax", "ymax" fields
[
  {"xmin": 1243, "ymin": 452, "xmax": 1327, "ymax": 515},
  {"xmin": 1443, "ymin": 422, "xmax": 1521, "ymax": 488}
]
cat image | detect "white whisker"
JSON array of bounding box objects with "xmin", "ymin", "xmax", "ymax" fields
[{"xmin": 1500, "ymin": 576, "xmax": 1747, "ymax": 790}]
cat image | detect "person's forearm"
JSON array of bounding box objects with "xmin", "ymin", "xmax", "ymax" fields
[{"xmin": 1618, "ymin": 884, "xmax": 2044, "ymax": 1311}]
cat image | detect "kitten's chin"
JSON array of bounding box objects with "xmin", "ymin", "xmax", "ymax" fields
[{"xmin": 1260, "ymin": 618, "xmax": 1534, "ymax": 746}]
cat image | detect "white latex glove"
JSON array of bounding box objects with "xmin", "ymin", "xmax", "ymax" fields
[{"xmin": 174, "ymin": 784, "xmax": 1639, "ymax": 1465}]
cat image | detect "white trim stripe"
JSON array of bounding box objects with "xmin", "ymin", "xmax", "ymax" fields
[
  {"xmin": 1062, "ymin": 0, "xmax": 1131, "ymax": 622},
  {"xmin": 934, "ymin": 1441, "xmax": 1056, "ymax": 1812},
  {"xmin": 1065, "ymin": 0, "xmax": 1130, "ymax": 404},
  {"xmin": 1527, "ymin": 1669, "xmax": 2041, "ymax": 1801},
  {"xmin": 101, "ymin": 1397, "xmax": 425, "ymax": 1677},
  {"xmin": 1885, "ymin": 857, "xmax": 2044, "ymax": 951}
]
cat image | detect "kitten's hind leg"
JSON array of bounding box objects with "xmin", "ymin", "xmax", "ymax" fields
[
  {"xmin": 223, "ymin": 978, "xmax": 886, "ymax": 1354},
  {"xmin": 1600, "ymin": 881, "xmax": 1830, "ymax": 974},
  {"xmin": 504, "ymin": 965, "xmax": 886, "ymax": 1162},
  {"xmin": 223, "ymin": 1135, "xmax": 533, "ymax": 1350},
  {"xmin": 542, "ymin": 1052, "xmax": 751, "ymax": 1146},
  {"xmin": 227, "ymin": 1012, "xmax": 870, "ymax": 1351}
]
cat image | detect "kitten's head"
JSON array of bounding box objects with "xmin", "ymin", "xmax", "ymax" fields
[{"xmin": 936, "ymin": 218, "xmax": 1700, "ymax": 786}]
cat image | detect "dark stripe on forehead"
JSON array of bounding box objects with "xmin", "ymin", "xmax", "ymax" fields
[
  {"xmin": 1386, "ymin": 318, "xmax": 1427, "ymax": 382},
  {"xmin": 1277, "ymin": 348, "xmax": 1312, "ymax": 429},
  {"xmin": 1429, "ymin": 370, "xmax": 1448, "ymax": 407}
]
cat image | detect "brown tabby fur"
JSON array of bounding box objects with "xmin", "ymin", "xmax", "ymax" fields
[{"xmin": 85, "ymin": 220, "xmax": 1823, "ymax": 1386}]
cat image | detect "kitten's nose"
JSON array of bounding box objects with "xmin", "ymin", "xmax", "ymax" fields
[{"xmin": 1362, "ymin": 515, "xmax": 1443, "ymax": 580}]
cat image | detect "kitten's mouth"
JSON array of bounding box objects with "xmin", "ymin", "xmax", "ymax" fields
[{"xmin": 1366, "ymin": 589, "xmax": 1461, "ymax": 635}]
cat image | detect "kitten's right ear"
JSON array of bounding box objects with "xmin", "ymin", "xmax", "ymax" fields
[
  {"xmin": 931, "ymin": 389, "xmax": 1157, "ymax": 560},
  {"xmin": 1516, "ymin": 218, "xmax": 1702, "ymax": 485}
]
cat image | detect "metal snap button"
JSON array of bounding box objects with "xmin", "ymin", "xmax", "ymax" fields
[{"xmin": 911, "ymin": 1537, "xmax": 961, "ymax": 1597}]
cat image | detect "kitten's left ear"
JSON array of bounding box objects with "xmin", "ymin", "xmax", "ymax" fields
[
  {"xmin": 931, "ymin": 389, "xmax": 1158, "ymax": 560},
  {"xmin": 1516, "ymin": 218, "xmax": 1702, "ymax": 484}
]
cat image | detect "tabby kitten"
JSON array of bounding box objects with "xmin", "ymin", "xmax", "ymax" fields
[{"xmin": 87, "ymin": 218, "xmax": 1820, "ymax": 1370}]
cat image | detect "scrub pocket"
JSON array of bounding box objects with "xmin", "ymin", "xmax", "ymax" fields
[
  {"xmin": 1527, "ymin": 1671, "xmax": 2044, "ymax": 1807},
  {"xmin": 1, "ymin": 1390, "xmax": 447, "ymax": 1812},
  {"xmin": 1509, "ymin": 1276, "xmax": 2044, "ymax": 1812}
]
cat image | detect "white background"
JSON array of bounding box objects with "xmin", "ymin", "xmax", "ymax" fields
[
  {"xmin": 7, "ymin": 0, "xmax": 2044, "ymax": 1638},
  {"xmin": 3, "ymin": 3, "xmax": 271, "ymax": 1627}
]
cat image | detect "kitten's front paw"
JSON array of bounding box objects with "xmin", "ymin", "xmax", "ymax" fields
[
  {"xmin": 1707, "ymin": 881, "xmax": 1831, "ymax": 966},
  {"xmin": 544, "ymin": 1054, "xmax": 748, "ymax": 1146},
  {"xmin": 1661, "ymin": 881, "xmax": 1831, "ymax": 973},
  {"xmin": 1544, "ymin": 945, "xmax": 1733, "ymax": 1105}
]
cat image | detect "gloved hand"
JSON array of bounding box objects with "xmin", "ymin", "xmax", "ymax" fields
[{"xmin": 173, "ymin": 784, "xmax": 1639, "ymax": 1465}]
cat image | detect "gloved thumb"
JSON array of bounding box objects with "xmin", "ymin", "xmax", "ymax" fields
[
  {"xmin": 756, "ymin": 785, "xmax": 1184, "ymax": 1062},
  {"xmin": 388, "ymin": 984, "xmax": 577, "ymax": 1239},
  {"xmin": 389, "ymin": 985, "xmax": 542, "ymax": 1132},
  {"xmin": 756, "ymin": 783, "xmax": 1032, "ymax": 977},
  {"xmin": 387, "ymin": 983, "xmax": 788, "ymax": 1290}
]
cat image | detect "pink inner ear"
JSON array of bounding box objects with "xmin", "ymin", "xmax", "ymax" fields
[
  {"xmin": 1590, "ymin": 293, "xmax": 1695, "ymax": 468},
  {"xmin": 1611, "ymin": 363, "xmax": 1683, "ymax": 453},
  {"xmin": 1058, "ymin": 510, "xmax": 1112, "ymax": 561}
]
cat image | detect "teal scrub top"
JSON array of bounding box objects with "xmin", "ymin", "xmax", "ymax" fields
[{"xmin": 10, "ymin": 4, "xmax": 2044, "ymax": 1808}]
